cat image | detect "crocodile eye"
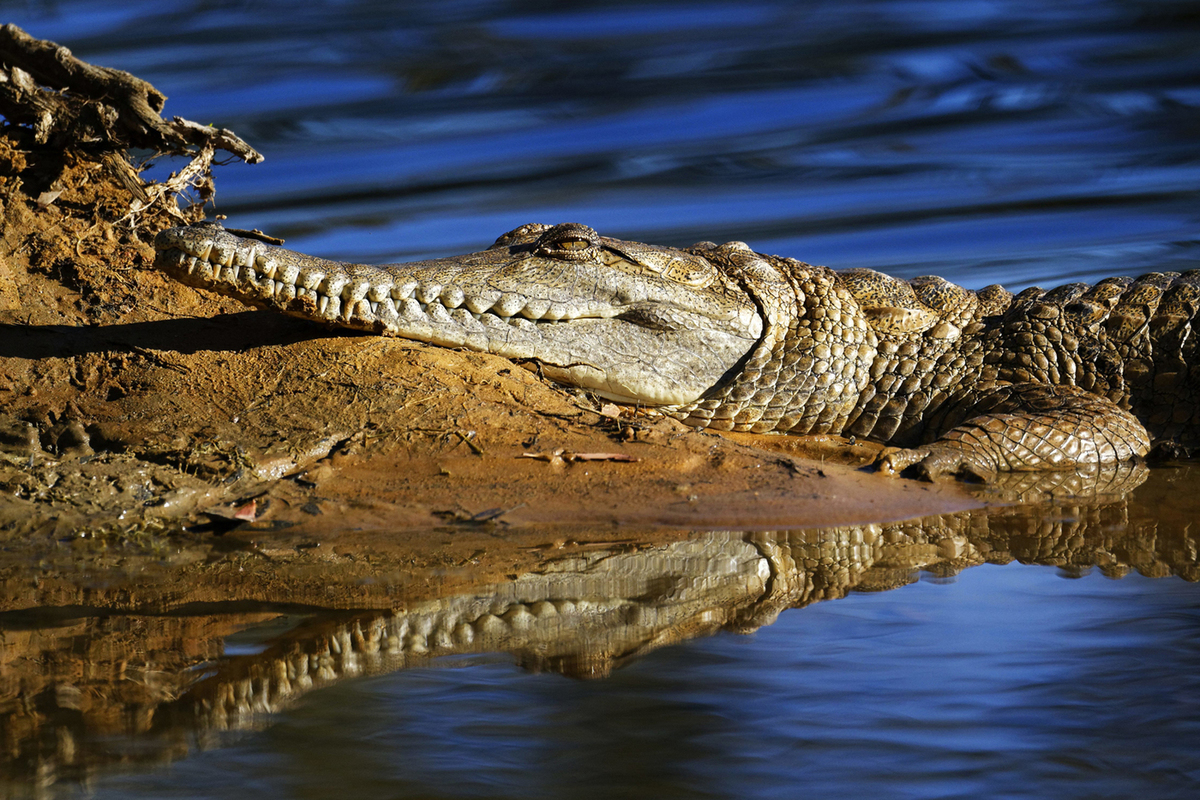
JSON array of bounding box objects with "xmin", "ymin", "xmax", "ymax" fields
[{"xmin": 534, "ymin": 223, "xmax": 602, "ymax": 260}]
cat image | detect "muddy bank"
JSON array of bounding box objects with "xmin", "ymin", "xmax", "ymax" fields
[
  {"xmin": 0, "ymin": 124, "xmax": 973, "ymax": 537},
  {"xmin": 0, "ymin": 28, "xmax": 984, "ymax": 566}
]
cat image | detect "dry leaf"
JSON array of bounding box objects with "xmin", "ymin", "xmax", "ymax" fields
[{"xmin": 598, "ymin": 403, "xmax": 623, "ymax": 419}]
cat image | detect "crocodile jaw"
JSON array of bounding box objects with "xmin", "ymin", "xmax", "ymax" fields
[{"xmin": 153, "ymin": 225, "xmax": 763, "ymax": 406}]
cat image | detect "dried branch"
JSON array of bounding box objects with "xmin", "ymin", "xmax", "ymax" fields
[{"xmin": 0, "ymin": 23, "xmax": 262, "ymax": 219}]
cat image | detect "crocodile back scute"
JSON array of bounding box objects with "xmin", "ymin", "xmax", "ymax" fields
[
  {"xmin": 1119, "ymin": 271, "xmax": 1200, "ymax": 444},
  {"xmin": 839, "ymin": 271, "xmax": 995, "ymax": 445},
  {"xmin": 982, "ymin": 270, "xmax": 1200, "ymax": 446}
]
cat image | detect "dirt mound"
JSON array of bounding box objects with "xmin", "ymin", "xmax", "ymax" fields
[{"xmin": 0, "ymin": 26, "xmax": 975, "ymax": 564}]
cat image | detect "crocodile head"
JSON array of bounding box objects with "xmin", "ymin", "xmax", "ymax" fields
[{"xmin": 153, "ymin": 222, "xmax": 764, "ymax": 406}]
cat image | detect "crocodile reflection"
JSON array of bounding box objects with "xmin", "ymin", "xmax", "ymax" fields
[{"xmin": 4, "ymin": 466, "xmax": 1200, "ymax": 792}]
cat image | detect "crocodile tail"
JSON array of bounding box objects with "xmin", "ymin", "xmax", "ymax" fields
[
  {"xmin": 1105, "ymin": 271, "xmax": 1200, "ymax": 447},
  {"xmin": 988, "ymin": 270, "xmax": 1200, "ymax": 447}
]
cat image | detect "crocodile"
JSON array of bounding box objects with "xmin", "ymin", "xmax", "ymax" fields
[{"xmin": 153, "ymin": 220, "xmax": 1200, "ymax": 478}]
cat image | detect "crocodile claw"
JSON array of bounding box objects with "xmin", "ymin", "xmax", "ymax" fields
[{"xmin": 876, "ymin": 445, "xmax": 996, "ymax": 482}]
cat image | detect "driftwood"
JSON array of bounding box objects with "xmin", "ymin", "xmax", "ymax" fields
[{"xmin": 0, "ymin": 23, "xmax": 261, "ymax": 217}]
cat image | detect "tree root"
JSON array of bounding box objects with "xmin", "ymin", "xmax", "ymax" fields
[{"xmin": 0, "ymin": 23, "xmax": 261, "ymax": 220}]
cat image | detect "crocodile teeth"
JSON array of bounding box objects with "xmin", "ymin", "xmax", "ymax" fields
[
  {"xmin": 494, "ymin": 294, "xmax": 526, "ymax": 317},
  {"xmin": 278, "ymin": 263, "xmax": 300, "ymax": 287},
  {"xmin": 464, "ymin": 296, "xmax": 492, "ymax": 314},
  {"xmin": 298, "ymin": 269, "xmax": 324, "ymax": 291},
  {"xmin": 440, "ymin": 286, "xmax": 464, "ymax": 309},
  {"xmin": 320, "ymin": 275, "xmax": 349, "ymax": 298},
  {"xmin": 522, "ymin": 299, "xmax": 550, "ymax": 319},
  {"xmin": 343, "ymin": 279, "xmax": 370, "ymax": 306},
  {"xmin": 212, "ymin": 242, "xmax": 234, "ymax": 267},
  {"xmin": 256, "ymin": 255, "xmax": 276, "ymax": 279},
  {"xmin": 415, "ymin": 284, "xmax": 441, "ymax": 304},
  {"xmin": 368, "ymin": 282, "xmax": 394, "ymax": 302},
  {"xmin": 318, "ymin": 295, "xmax": 331, "ymax": 316}
]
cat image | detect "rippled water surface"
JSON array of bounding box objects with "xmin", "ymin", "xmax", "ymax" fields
[
  {"xmin": 102, "ymin": 566, "xmax": 1200, "ymax": 800},
  {"xmin": 4, "ymin": 0, "xmax": 1200, "ymax": 797}
]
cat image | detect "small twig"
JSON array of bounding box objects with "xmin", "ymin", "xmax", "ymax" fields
[
  {"xmin": 455, "ymin": 429, "xmax": 484, "ymax": 455},
  {"xmin": 519, "ymin": 449, "xmax": 640, "ymax": 464}
]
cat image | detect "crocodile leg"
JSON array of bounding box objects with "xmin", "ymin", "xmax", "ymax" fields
[{"xmin": 876, "ymin": 383, "xmax": 1151, "ymax": 480}]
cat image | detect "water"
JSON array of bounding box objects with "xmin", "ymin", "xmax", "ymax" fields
[
  {"xmin": 83, "ymin": 567, "xmax": 1200, "ymax": 800},
  {"xmin": 10, "ymin": 0, "xmax": 1199, "ymax": 282},
  {"xmin": 3, "ymin": 0, "xmax": 1200, "ymax": 797}
]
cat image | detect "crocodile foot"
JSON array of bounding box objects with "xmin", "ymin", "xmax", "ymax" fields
[
  {"xmin": 876, "ymin": 444, "xmax": 996, "ymax": 482},
  {"xmin": 876, "ymin": 383, "xmax": 1151, "ymax": 481}
]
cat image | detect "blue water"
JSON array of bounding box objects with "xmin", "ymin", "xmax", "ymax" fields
[
  {"xmin": 88, "ymin": 566, "xmax": 1200, "ymax": 800},
  {"xmin": 5, "ymin": 0, "xmax": 1200, "ymax": 797},
  {"xmin": 11, "ymin": 0, "xmax": 1199, "ymax": 282}
]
